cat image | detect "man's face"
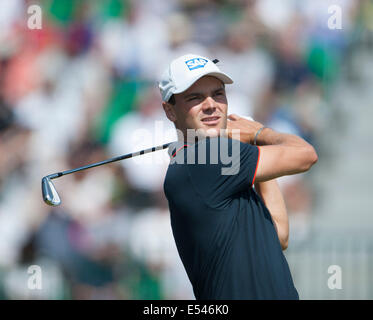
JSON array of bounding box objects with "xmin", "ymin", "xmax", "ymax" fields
[{"xmin": 163, "ymin": 76, "xmax": 228, "ymax": 141}]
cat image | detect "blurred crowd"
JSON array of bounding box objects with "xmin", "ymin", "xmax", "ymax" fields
[{"xmin": 0, "ymin": 0, "xmax": 369, "ymax": 299}]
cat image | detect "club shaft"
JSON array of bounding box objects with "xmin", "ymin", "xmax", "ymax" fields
[{"xmin": 47, "ymin": 142, "xmax": 173, "ymax": 180}]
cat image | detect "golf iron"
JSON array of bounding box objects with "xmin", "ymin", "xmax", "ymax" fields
[{"xmin": 42, "ymin": 142, "xmax": 173, "ymax": 206}]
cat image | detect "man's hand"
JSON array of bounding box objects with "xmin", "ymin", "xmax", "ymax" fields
[
  {"xmin": 226, "ymin": 113, "xmax": 318, "ymax": 185},
  {"xmin": 226, "ymin": 114, "xmax": 264, "ymax": 145}
]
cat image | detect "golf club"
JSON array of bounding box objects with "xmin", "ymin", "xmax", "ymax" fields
[{"xmin": 42, "ymin": 142, "xmax": 174, "ymax": 206}]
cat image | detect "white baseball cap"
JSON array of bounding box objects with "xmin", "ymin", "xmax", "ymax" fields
[{"xmin": 159, "ymin": 53, "xmax": 233, "ymax": 102}]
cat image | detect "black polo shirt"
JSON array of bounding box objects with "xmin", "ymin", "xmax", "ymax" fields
[{"xmin": 164, "ymin": 136, "xmax": 299, "ymax": 300}]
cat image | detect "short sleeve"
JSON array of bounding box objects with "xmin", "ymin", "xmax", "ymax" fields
[{"xmin": 186, "ymin": 137, "xmax": 260, "ymax": 207}]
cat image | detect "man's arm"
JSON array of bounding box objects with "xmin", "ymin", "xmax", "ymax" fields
[
  {"xmin": 255, "ymin": 128, "xmax": 318, "ymax": 182},
  {"xmin": 255, "ymin": 180, "xmax": 289, "ymax": 250},
  {"xmin": 226, "ymin": 114, "xmax": 317, "ymax": 249},
  {"xmin": 226, "ymin": 114, "xmax": 318, "ymax": 182}
]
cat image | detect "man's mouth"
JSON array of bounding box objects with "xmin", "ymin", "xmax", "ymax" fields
[{"xmin": 201, "ymin": 116, "xmax": 221, "ymax": 125}]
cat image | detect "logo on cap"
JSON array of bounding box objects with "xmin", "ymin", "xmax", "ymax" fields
[{"xmin": 185, "ymin": 58, "xmax": 208, "ymax": 71}]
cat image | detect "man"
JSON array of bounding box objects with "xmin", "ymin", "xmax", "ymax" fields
[{"xmin": 158, "ymin": 54, "xmax": 318, "ymax": 299}]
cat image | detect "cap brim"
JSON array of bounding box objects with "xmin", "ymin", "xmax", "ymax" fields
[{"xmin": 172, "ymin": 71, "xmax": 233, "ymax": 96}]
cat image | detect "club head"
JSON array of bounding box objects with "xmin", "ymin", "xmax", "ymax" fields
[{"xmin": 42, "ymin": 176, "xmax": 61, "ymax": 206}]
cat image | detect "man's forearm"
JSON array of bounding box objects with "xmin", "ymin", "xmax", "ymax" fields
[
  {"xmin": 255, "ymin": 179, "xmax": 289, "ymax": 250},
  {"xmin": 256, "ymin": 127, "xmax": 310, "ymax": 148}
]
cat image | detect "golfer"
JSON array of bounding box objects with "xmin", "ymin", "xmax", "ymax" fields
[{"xmin": 159, "ymin": 54, "xmax": 318, "ymax": 299}]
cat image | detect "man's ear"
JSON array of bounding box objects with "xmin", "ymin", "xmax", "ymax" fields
[{"xmin": 162, "ymin": 101, "xmax": 177, "ymax": 122}]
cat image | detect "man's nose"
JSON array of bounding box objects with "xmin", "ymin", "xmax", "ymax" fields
[{"xmin": 202, "ymin": 96, "xmax": 216, "ymax": 112}]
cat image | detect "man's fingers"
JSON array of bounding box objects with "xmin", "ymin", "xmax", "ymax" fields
[
  {"xmin": 242, "ymin": 116, "xmax": 254, "ymax": 122},
  {"xmin": 228, "ymin": 114, "xmax": 240, "ymax": 121}
]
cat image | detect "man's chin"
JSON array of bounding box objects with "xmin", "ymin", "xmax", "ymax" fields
[
  {"xmin": 184, "ymin": 126, "xmax": 227, "ymax": 143},
  {"xmin": 201, "ymin": 127, "xmax": 225, "ymax": 138}
]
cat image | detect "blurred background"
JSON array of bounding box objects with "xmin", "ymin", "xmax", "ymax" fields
[{"xmin": 0, "ymin": 0, "xmax": 372, "ymax": 299}]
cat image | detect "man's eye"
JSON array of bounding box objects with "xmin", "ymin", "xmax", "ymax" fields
[{"xmin": 188, "ymin": 97, "xmax": 198, "ymax": 101}]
